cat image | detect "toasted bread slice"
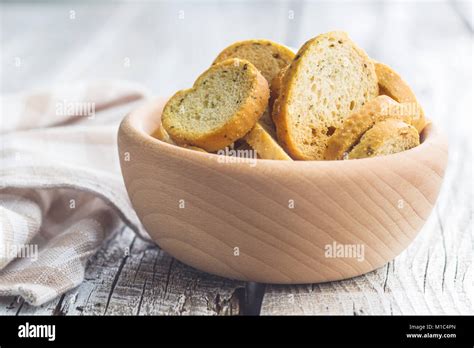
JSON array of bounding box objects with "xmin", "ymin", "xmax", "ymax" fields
[
  {"xmin": 213, "ymin": 40, "xmax": 294, "ymax": 131},
  {"xmin": 258, "ymin": 108, "xmax": 276, "ymax": 135},
  {"xmin": 233, "ymin": 139, "xmax": 260, "ymax": 158},
  {"xmin": 162, "ymin": 58, "xmax": 269, "ymax": 152},
  {"xmin": 273, "ymin": 31, "xmax": 379, "ymax": 160},
  {"xmin": 374, "ymin": 61, "xmax": 425, "ymax": 132},
  {"xmin": 348, "ymin": 119, "xmax": 419, "ymax": 159},
  {"xmin": 153, "ymin": 126, "xmax": 206, "ymax": 152},
  {"xmin": 244, "ymin": 123, "xmax": 292, "ymax": 160},
  {"xmin": 269, "ymin": 65, "xmax": 288, "ymax": 116},
  {"xmin": 182, "ymin": 144, "xmax": 208, "ymax": 153},
  {"xmin": 152, "ymin": 124, "xmax": 175, "ymax": 144},
  {"xmin": 325, "ymin": 95, "xmax": 415, "ymax": 160},
  {"xmin": 213, "ymin": 40, "xmax": 295, "ymax": 83}
]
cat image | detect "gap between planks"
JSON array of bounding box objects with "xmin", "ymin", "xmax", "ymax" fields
[{"xmin": 0, "ymin": 225, "xmax": 266, "ymax": 316}]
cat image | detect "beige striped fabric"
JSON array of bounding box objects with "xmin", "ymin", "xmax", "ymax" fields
[{"xmin": 0, "ymin": 80, "xmax": 153, "ymax": 305}]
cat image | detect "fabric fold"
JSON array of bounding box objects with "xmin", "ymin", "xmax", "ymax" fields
[{"xmin": 0, "ymin": 80, "xmax": 154, "ymax": 305}]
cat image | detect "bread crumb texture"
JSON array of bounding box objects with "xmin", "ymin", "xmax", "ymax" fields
[
  {"xmin": 214, "ymin": 40, "xmax": 295, "ymax": 133},
  {"xmin": 273, "ymin": 31, "xmax": 379, "ymax": 160},
  {"xmin": 213, "ymin": 39, "xmax": 295, "ymax": 83},
  {"xmin": 374, "ymin": 61, "xmax": 426, "ymax": 132},
  {"xmin": 244, "ymin": 122, "xmax": 293, "ymax": 160},
  {"xmin": 348, "ymin": 119, "xmax": 420, "ymax": 159},
  {"xmin": 159, "ymin": 34, "xmax": 424, "ymax": 161},
  {"xmin": 325, "ymin": 95, "xmax": 417, "ymax": 160},
  {"xmin": 162, "ymin": 58, "xmax": 269, "ymax": 152}
]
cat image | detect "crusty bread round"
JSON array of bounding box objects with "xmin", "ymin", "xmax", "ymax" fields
[
  {"xmin": 324, "ymin": 95, "xmax": 414, "ymax": 160},
  {"xmin": 273, "ymin": 31, "xmax": 379, "ymax": 160},
  {"xmin": 213, "ymin": 40, "xmax": 294, "ymax": 132},
  {"xmin": 162, "ymin": 58, "xmax": 269, "ymax": 152},
  {"xmin": 258, "ymin": 108, "xmax": 276, "ymax": 135},
  {"xmin": 269, "ymin": 65, "xmax": 288, "ymax": 117},
  {"xmin": 374, "ymin": 61, "xmax": 426, "ymax": 132},
  {"xmin": 182, "ymin": 144, "xmax": 208, "ymax": 153},
  {"xmin": 213, "ymin": 40, "xmax": 295, "ymax": 83},
  {"xmin": 234, "ymin": 139, "xmax": 254, "ymax": 152},
  {"xmin": 348, "ymin": 119, "xmax": 420, "ymax": 159},
  {"xmin": 244, "ymin": 122, "xmax": 292, "ymax": 160},
  {"xmin": 152, "ymin": 123, "xmax": 175, "ymax": 144}
]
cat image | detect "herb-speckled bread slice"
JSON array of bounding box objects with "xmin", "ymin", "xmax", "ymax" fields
[
  {"xmin": 162, "ymin": 58, "xmax": 269, "ymax": 152},
  {"xmin": 213, "ymin": 40, "xmax": 295, "ymax": 83},
  {"xmin": 258, "ymin": 108, "xmax": 276, "ymax": 134},
  {"xmin": 152, "ymin": 124, "xmax": 175, "ymax": 144},
  {"xmin": 348, "ymin": 119, "xmax": 419, "ymax": 159},
  {"xmin": 325, "ymin": 95, "xmax": 415, "ymax": 160},
  {"xmin": 374, "ymin": 61, "xmax": 426, "ymax": 132},
  {"xmin": 273, "ymin": 31, "xmax": 379, "ymax": 160},
  {"xmin": 244, "ymin": 123, "xmax": 292, "ymax": 160},
  {"xmin": 153, "ymin": 126, "xmax": 208, "ymax": 152},
  {"xmin": 213, "ymin": 40, "xmax": 295, "ymax": 131}
]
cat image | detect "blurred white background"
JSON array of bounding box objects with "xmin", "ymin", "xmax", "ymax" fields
[{"xmin": 1, "ymin": 0, "xmax": 472, "ymax": 145}]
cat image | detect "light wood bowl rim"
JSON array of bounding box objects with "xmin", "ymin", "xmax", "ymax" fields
[
  {"xmin": 118, "ymin": 98, "xmax": 448, "ymax": 283},
  {"xmin": 121, "ymin": 97, "xmax": 443, "ymax": 168}
]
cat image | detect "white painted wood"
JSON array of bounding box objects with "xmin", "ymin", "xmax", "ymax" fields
[
  {"xmin": 260, "ymin": 0, "xmax": 473, "ymax": 314},
  {"xmin": 0, "ymin": 0, "xmax": 471, "ymax": 315},
  {"xmin": 0, "ymin": 227, "xmax": 244, "ymax": 315}
]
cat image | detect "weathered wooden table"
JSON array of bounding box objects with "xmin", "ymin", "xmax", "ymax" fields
[{"xmin": 0, "ymin": 0, "xmax": 472, "ymax": 315}]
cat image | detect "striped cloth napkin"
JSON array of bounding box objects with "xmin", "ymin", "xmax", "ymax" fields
[{"xmin": 0, "ymin": 80, "xmax": 152, "ymax": 305}]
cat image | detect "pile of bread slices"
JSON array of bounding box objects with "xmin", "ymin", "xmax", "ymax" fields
[{"xmin": 154, "ymin": 31, "xmax": 425, "ymax": 161}]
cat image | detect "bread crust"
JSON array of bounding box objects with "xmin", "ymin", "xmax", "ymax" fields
[
  {"xmin": 244, "ymin": 122, "xmax": 292, "ymax": 160},
  {"xmin": 212, "ymin": 39, "xmax": 295, "ymax": 82},
  {"xmin": 324, "ymin": 95, "xmax": 413, "ymax": 160},
  {"xmin": 182, "ymin": 144, "xmax": 207, "ymax": 153},
  {"xmin": 213, "ymin": 40, "xmax": 294, "ymax": 133},
  {"xmin": 374, "ymin": 61, "xmax": 426, "ymax": 132},
  {"xmin": 162, "ymin": 59, "xmax": 269, "ymax": 152},
  {"xmin": 348, "ymin": 119, "xmax": 419, "ymax": 159},
  {"xmin": 273, "ymin": 31, "xmax": 379, "ymax": 160},
  {"xmin": 269, "ymin": 65, "xmax": 288, "ymax": 118},
  {"xmin": 152, "ymin": 124, "xmax": 175, "ymax": 144}
]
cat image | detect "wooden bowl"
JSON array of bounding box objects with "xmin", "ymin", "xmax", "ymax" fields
[{"xmin": 118, "ymin": 98, "xmax": 448, "ymax": 284}]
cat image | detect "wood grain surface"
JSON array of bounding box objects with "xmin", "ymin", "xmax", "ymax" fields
[
  {"xmin": 118, "ymin": 99, "xmax": 448, "ymax": 284},
  {"xmin": 0, "ymin": 0, "xmax": 472, "ymax": 315},
  {"xmin": 0, "ymin": 226, "xmax": 244, "ymax": 315}
]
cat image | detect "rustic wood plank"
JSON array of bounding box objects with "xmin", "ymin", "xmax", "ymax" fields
[
  {"xmin": 0, "ymin": 0, "xmax": 272, "ymax": 315},
  {"xmin": 260, "ymin": 0, "xmax": 473, "ymax": 315},
  {"xmin": 0, "ymin": 0, "xmax": 471, "ymax": 315},
  {"xmin": 261, "ymin": 127, "xmax": 472, "ymax": 314},
  {"xmin": 1, "ymin": 1, "xmax": 292, "ymax": 96},
  {"xmin": 3, "ymin": 227, "xmax": 244, "ymax": 315},
  {"xmin": 0, "ymin": 296, "xmax": 24, "ymax": 315},
  {"xmin": 99, "ymin": 228, "xmax": 244, "ymax": 316}
]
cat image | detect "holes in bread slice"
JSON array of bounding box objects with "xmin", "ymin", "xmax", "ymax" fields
[
  {"xmin": 284, "ymin": 34, "xmax": 380, "ymax": 161},
  {"xmin": 326, "ymin": 126, "xmax": 336, "ymax": 136}
]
